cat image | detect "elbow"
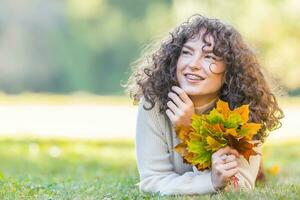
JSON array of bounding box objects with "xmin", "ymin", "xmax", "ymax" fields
[
  {"xmin": 138, "ymin": 178, "xmax": 154, "ymax": 193},
  {"xmin": 137, "ymin": 174, "xmax": 176, "ymax": 196},
  {"xmin": 137, "ymin": 176, "xmax": 162, "ymax": 195}
]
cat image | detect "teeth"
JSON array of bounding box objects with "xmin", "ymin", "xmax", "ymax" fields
[{"xmin": 185, "ymin": 74, "xmax": 202, "ymax": 80}]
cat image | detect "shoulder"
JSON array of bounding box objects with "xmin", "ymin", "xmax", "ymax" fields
[
  {"xmin": 138, "ymin": 97, "xmax": 162, "ymax": 115},
  {"xmin": 137, "ymin": 97, "xmax": 169, "ymax": 133}
]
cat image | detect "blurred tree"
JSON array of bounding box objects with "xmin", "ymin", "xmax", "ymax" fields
[{"xmin": 0, "ymin": 0, "xmax": 299, "ymax": 95}]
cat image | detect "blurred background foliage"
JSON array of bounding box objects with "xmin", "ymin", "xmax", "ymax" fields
[{"xmin": 0, "ymin": 0, "xmax": 299, "ymax": 95}]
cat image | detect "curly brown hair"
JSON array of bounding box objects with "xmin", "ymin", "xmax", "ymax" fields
[{"xmin": 125, "ymin": 14, "xmax": 284, "ymax": 142}]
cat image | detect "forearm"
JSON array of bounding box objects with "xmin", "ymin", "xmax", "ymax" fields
[{"xmin": 138, "ymin": 170, "xmax": 216, "ymax": 195}]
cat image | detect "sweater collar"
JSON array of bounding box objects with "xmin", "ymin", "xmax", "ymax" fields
[{"xmin": 194, "ymin": 97, "xmax": 219, "ymax": 114}]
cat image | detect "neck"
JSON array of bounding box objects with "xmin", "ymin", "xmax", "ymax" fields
[{"xmin": 190, "ymin": 94, "xmax": 219, "ymax": 107}]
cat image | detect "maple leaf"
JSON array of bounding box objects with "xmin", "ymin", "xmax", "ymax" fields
[
  {"xmin": 240, "ymin": 123, "xmax": 262, "ymax": 140},
  {"xmin": 223, "ymin": 113, "xmax": 243, "ymax": 129},
  {"xmin": 226, "ymin": 135, "xmax": 259, "ymax": 162},
  {"xmin": 176, "ymin": 125, "xmax": 191, "ymax": 141},
  {"xmin": 193, "ymin": 152, "xmax": 211, "ymax": 170},
  {"xmin": 183, "ymin": 151, "xmax": 195, "ymax": 164},
  {"xmin": 174, "ymin": 99, "xmax": 263, "ymax": 172},
  {"xmin": 191, "ymin": 114, "xmax": 206, "ymax": 134},
  {"xmin": 174, "ymin": 143, "xmax": 188, "ymax": 155},
  {"xmin": 206, "ymin": 136, "xmax": 224, "ymax": 152},
  {"xmin": 187, "ymin": 139, "xmax": 206, "ymax": 154},
  {"xmin": 233, "ymin": 104, "xmax": 249, "ymax": 123},
  {"xmin": 206, "ymin": 109, "xmax": 224, "ymax": 124},
  {"xmin": 186, "ymin": 138, "xmax": 212, "ymax": 170},
  {"xmin": 216, "ymin": 100, "xmax": 230, "ymax": 119},
  {"xmin": 211, "ymin": 123, "xmax": 225, "ymax": 132},
  {"xmin": 225, "ymin": 128, "xmax": 239, "ymax": 137},
  {"xmin": 189, "ymin": 131, "xmax": 203, "ymax": 141},
  {"xmin": 195, "ymin": 163, "xmax": 210, "ymax": 170}
]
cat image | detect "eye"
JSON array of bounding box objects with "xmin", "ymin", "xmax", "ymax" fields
[
  {"xmin": 204, "ymin": 54, "xmax": 217, "ymax": 60},
  {"xmin": 181, "ymin": 49, "xmax": 192, "ymax": 55}
]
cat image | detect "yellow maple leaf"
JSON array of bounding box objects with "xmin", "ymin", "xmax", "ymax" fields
[
  {"xmin": 189, "ymin": 131, "xmax": 202, "ymax": 140},
  {"xmin": 206, "ymin": 136, "xmax": 222, "ymax": 152},
  {"xmin": 241, "ymin": 123, "xmax": 262, "ymax": 140},
  {"xmin": 225, "ymin": 128, "xmax": 239, "ymax": 137},
  {"xmin": 216, "ymin": 100, "xmax": 230, "ymax": 119},
  {"xmin": 176, "ymin": 125, "xmax": 190, "ymax": 141},
  {"xmin": 233, "ymin": 104, "xmax": 249, "ymax": 124},
  {"xmin": 174, "ymin": 143, "xmax": 187, "ymax": 155},
  {"xmin": 212, "ymin": 123, "xmax": 224, "ymax": 132},
  {"xmin": 184, "ymin": 152, "xmax": 196, "ymax": 164},
  {"xmin": 196, "ymin": 162, "xmax": 210, "ymax": 170},
  {"xmin": 174, "ymin": 99, "xmax": 263, "ymax": 172}
]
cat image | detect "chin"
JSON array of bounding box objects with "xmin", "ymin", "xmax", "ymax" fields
[{"xmin": 180, "ymin": 86, "xmax": 204, "ymax": 96}]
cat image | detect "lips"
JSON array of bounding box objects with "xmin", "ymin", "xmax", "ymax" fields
[{"xmin": 184, "ymin": 73, "xmax": 205, "ymax": 81}]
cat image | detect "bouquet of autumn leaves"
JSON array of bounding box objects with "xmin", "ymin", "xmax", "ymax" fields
[{"xmin": 174, "ymin": 100, "xmax": 262, "ymax": 188}]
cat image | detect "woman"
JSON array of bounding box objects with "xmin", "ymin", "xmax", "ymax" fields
[{"xmin": 126, "ymin": 15, "xmax": 283, "ymax": 195}]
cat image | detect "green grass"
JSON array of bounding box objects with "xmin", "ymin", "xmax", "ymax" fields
[{"xmin": 0, "ymin": 138, "xmax": 299, "ymax": 199}]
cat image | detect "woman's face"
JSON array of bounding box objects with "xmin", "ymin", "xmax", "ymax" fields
[{"xmin": 176, "ymin": 32, "xmax": 226, "ymax": 106}]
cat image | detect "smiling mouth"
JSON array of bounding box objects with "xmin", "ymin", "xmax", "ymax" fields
[{"xmin": 184, "ymin": 73, "xmax": 205, "ymax": 81}]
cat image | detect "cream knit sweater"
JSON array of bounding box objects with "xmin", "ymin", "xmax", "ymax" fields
[{"xmin": 135, "ymin": 97, "xmax": 262, "ymax": 195}]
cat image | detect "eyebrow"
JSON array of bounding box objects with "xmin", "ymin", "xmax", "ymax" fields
[
  {"xmin": 182, "ymin": 44, "xmax": 223, "ymax": 60},
  {"xmin": 182, "ymin": 44, "xmax": 194, "ymax": 51},
  {"xmin": 183, "ymin": 44, "xmax": 214, "ymax": 52}
]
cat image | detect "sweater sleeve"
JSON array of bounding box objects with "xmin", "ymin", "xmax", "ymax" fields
[
  {"xmin": 234, "ymin": 143, "xmax": 262, "ymax": 189},
  {"xmin": 135, "ymin": 98, "xmax": 217, "ymax": 195}
]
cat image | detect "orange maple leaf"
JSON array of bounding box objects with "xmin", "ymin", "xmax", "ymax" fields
[
  {"xmin": 216, "ymin": 100, "xmax": 231, "ymax": 119},
  {"xmin": 175, "ymin": 125, "xmax": 191, "ymax": 141},
  {"xmin": 226, "ymin": 135, "xmax": 260, "ymax": 162},
  {"xmin": 233, "ymin": 104, "xmax": 249, "ymax": 124},
  {"xmin": 240, "ymin": 123, "xmax": 262, "ymax": 140}
]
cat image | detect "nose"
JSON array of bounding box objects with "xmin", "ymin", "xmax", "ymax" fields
[{"xmin": 188, "ymin": 54, "xmax": 203, "ymax": 70}]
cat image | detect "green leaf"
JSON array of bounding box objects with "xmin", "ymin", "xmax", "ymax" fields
[
  {"xmin": 192, "ymin": 150, "xmax": 212, "ymax": 166},
  {"xmin": 206, "ymin": 109, "xmax": 224, "ymax": 124},
  {"xmin": 187, "ymin": 139, "xmax": 206, "ymax": 154},
  {"xmin": 223, "ymin": 113, "xmax": 243, "ymax": 128},
  {"xmin": 186, "ymin": 139, "xmax": 212, "ymax": 169},
  {"xmin": 191, "ymin": 114, "xmax": 204, "ymax": 134}
]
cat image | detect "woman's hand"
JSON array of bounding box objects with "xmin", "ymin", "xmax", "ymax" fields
[
  {"xmin": 211, "ymin": 147, "xmax": 240, "ymax": 190},
  {"xmin": 166, "ymin": 86, "xmax": 195, "ymax": 128}
]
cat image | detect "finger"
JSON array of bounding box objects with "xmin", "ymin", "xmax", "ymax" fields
[
  {"xmin": 215, "ymin": 164, "xmax": 226, "ymax": 174},
  {"xmin": 215, "ymin": 160, "xmax": 237, "ymax": 173},
  {"xmin": 223, "ymin": 167, "xmax": 238, "ymax": 178},
  {"xmin": 213, "ymin": 154, "xmax": 227, "ymax": 165},
  {"xmin": 168, "ymin": 92, "xmax": 185, "ymax": 108},
  {"xmin": 225, "ymin": 155, "xmax": 237, "ymax": 163},
  {"xmin": 167, "ymin": 101, "xmax": 184, "ymax": 117},
  {"xmin": 223, "ymin": 161, "xmax": 238, "ymax": 170},
  {"xmin": 212, "ymin": 157, "xmax": 226, "ymax": 166},
  {"xmin": 214, "ymin": 146, "xmax": 231, "ymax": 157},
  {"xmin": 171, "ymin": 86, "xmax": 193, "ymax": 105},
  {"xmin": 228, "ymin": 148, "xmax": 240, "ymax": 158},
  {"xmin": 166, "ymin": 109, "xmax": 177, "ymax": 123},
  {"xmin": 220, "ymin": 154, "xmax": 227, "ymax": 161},
  {"xmin": 218, "ymin": 147, "xmax": 239, "ymax": 158},
  {"xmin": 217, "ymin": 154, "xmax": 236, "ymax": 164}
]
